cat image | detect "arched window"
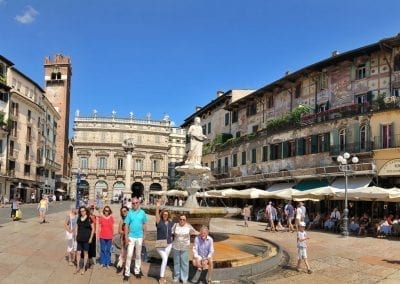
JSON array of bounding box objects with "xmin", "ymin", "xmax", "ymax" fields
[
  {"xmin": 56, "ymin": 72, "xmax": 61, "ymax": 80},
  {"xmin": 339, "ymin": 129, "xmax": 346, "ymax": 152},
  {"xmin": 360, "ymin": 125, "xmax": 366, "ymax": 151},
  {"xmin": 51, "ymin": 73, "xmax": 56, "ymax": 80},
  {"xmin": 394, "ymin": 54, "xmax": 400, "ymax": 72}
]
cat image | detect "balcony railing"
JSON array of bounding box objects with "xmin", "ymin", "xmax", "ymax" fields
[
  {"xmin": 301, "ymin": 103, "xmax": 370, "ymax": 126},
  {"xmin": 329, "ymin": 142, "xmax": 374, "ymax": 156},
  {"xmin": 373, "ymin": 134, "xmax": 400, "ymax": 150},
  {"xmin": 212, "ymin": 166, "xmax": 230, "ymax": 176}
]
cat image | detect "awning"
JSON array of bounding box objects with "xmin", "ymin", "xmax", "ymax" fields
[
  {"xmin": 56, "ymin": 188, "xmax": 65, "ymax": 192},
  {"xmin": 267, "ymin": 183, "xmax": 296, "ymax": 192},
  {"xmin": 293, "ymin": 179, "xmax": 329, "ymax": 191},
  {"xmin": 330, "ymin": 176, "xmax": 372, "ymax": 191}
]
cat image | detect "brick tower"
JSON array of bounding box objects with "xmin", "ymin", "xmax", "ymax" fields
[{"xmin": 43, "ymin": 54, "xmax": 72, "ymax": 182}]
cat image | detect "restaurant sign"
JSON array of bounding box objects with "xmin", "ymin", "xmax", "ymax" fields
[{"xmin": 379, "ymin": 159, "xmax": 400, "ymax": 176}]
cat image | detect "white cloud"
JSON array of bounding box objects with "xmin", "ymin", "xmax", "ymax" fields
[{"xmin": 15, "ymin": 5, "xmax": 39, "ymax": 24}]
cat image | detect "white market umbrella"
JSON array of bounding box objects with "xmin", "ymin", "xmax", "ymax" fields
[
  {"xmin": 165, "ymin": 190, "xmax": 188, "ymax": 197},
  {"xmin": 335, "ymin": 186, "xmax": 391, "ymax": 201},
  {"xmin": 292, "ymin": 186, "xmax": 340, "ymax": 201},
  {"xmin": 226, "ymin": 187, "xmax": 268, "ymax": 199}
]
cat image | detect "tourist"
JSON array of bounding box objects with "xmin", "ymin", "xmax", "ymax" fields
[
  {"xmin": 284, "ymin": 200, "xmax": 295, "ymax": 232},
  {"xmin": 358, "ymin": 213, "xmax": 369, "ymax": 236},
  {"xmin": 37, "ymin": 195, "xmax": 49, "ymax": 223},
  {"xmin": 10, "ymin": 198, "xmax": 20, "ymax": 220},
  {"xmin": 65, "ymin": 205, "xmax": 78, "ymax": 266},
  {"xmin": 116, "ymin": 206, "xmax": 129, "ymax": 274},
  {"xmin": 295, "ymin": 203, "xmax": 302, "ymax": 231},
  {"xmin": 186, "ymin": 116, "xmax": 207, "ymax": 165},
  {"xmin": 178, "ymin": 198, "xmax": 183, "ymax": 207},
  {"xmin": 275, "ymin": 205, "xmax": 285, "ymax": 231},
  {"xmin": 59, "ymin": 195, "xmax": 63, "ymax": 202},
  {"xmin": 75, "ymin": 206, "xmax": 94, "ymax": 275},
  {"xmin": 123, "ymin": 197, "xmax": 147, "ymax": 282},
  {"xmin": 265, "ymin": 201, "xmax": 276, "ymax": 232},
  {"xmin": 330, "ymin": 208, "xmax": 341, "ymax": 232},
  {"xmin": 155, "ymin": 199, "xmax": 174, "ymax": 284},
  {"xmin": 172, "ymin": 214, "xmax": 198, "ymax": 284},
  {"xmin": 242, "ymin": 204, "xmax": 251, "ymax": 227},
  {"xmin": 308, "ymin": 213, "xmax": 321, "ymax": 230},
  {"xmin": 98, "ymin": 205, "xmax": 114, "ymax": 268},
  {"xmin": 296, "ymin": 221, "xmax": 312, "ymax": 274},
  {"xmin": 31, "ymin": 192, "xmax": 35, "ymax": 203},
  {"xmin": 192, "ymin": 226, "xmax": 214, "ymax": 283},
  {"xmin": 300, "ymin": 202, "xmax": 306, "ymax": 221}
]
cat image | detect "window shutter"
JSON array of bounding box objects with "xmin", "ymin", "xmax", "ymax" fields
[
  {"xmin": 350, "ymin": 65, "xmax": 356, "ymax": 81},
  {"xmin": 379, "ymin": 124, "xmax": 383, "ymax": 148},
  {"xmin": 390, "ymin": 122, "xmax": 394, "ymax": 147},
  {"xmin": 311, "ymin": 135, "xmax": 318, "ymax": 154},
  {"xmin": 296, "ymin": 138, "xmax": 305, "ymax": 156},
  {"xmin": 270, "ymin": 145, "xmax": 275, "ymax": 160},
  {"xmin": 324, "ymin": 132, "xmax": 330, "ymax": 151},
  {"xmin": 332, "ymin": 129, "xmax": 339, "ymax": 155},
  {"xmin": 353, "ymin": 122, "xmax": 360, "ymax": 152},
  {"xmin": 282, "ymin": 141, "xmax": 289, "ymax": 158},
  {"xmin": 365, "ymin": 60, "xmax": 370, "ymax": 77}
]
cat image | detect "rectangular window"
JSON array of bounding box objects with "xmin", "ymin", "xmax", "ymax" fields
[
  {"xmin": 217, "ymin": 159, "xmax": 222, "ymax": 173},
  {"xmin": 252, "ymin": 125, "xmax": 259, "ymax": 133},
  {"xmin": 251, "ymin": 148, "xmax": 257, "ymax": 163},
  {"xmin": 98, "ymin": 157, "xmax": 107, "ymax": 169},
  {"xmin": 152, "ymin": 160, "xmax": 159, "ymax": 172},
  {"xmin": 202, "ymin": 125, "xmax": 206, "ymax": 135},
  {"xmin": 288, "ymin": 140, "xmax": 296, "ymax": 157},
  {"xmin": 246, "ymin": 102, "xmax": 257, "ymax": 116},
  {"xmin": 117, "ymin": 158, "xmax": 124, "ymax": 170},
  {"xmin": 11, "ymin": 121, "xmax": 17, "ymax": 137},
  {"xmin": 232, "ymin": 110, "xmax": 238, "ymax": 123},
  {"xmin": 270, "ymin": 144, "xmax": 281, "ymax": 160},
  {"xmin": 305, "ymin": 137, "xmax": 312, "ymax": 154},
  {"xmin": 241, "ymin": 151, "xmax": 246, "ymax": 165},
  {"xmin": 210, "ymin": 161, "xmax": 215, "ymax": 170},
  {"xmin": 155, "ymin": 135, "xmax": 160, "ymax": 144},
  {"xmin": 207, "ymin": 122, "xmax": 211, "ymax": 134},
  {"xmin": 262, "ymin": 146, "xmax": 268, "ymax": 162},
  {"xmin": 295, "ymin": 83, "xmax": 302, "ymax": 98},
  {"xmin": 267, "ymin": 96, "xmax": 274, "ymax": 108},
  {"xmin": 382, "ymin": 124, "xmax": 393, "ymax": 148},
  {"xmin": 0, "ymin": 92, "xmax": 8, "ymax": 102},
  {"xmin": 25, "ymin": 145, "xmax": 29, "ymax": 160},
  {"xmin": 224, "ymin": 157, "xmax": 229, "ymax": 170},
  {"xmin": 236, "ymin": 131, "xmax": 241, "ymax": 138},
  {"xmin": 24, "ymin": 164, "xmax": 30, "ymax": 176},
  {"xmin": 27, "ymin": 126, "xmax": 32, "ymax": 142},
  {"xmin": 80, "ymin": 157, "xmax": 88, "ymax": 169},
  {"xmin": 12, "ymin": 78, "xmax": 16, "ymax": 88},
  {"xmin": 224, "ymin": 113, "xmax": 230, "ymax": 126},
  {"xmin": 296, "ymin": 138, "xmax": 305, "ymax": 156},
  {"xmin": 232, "ymin": 153, "xmax": 238, "ymax": 167},
  {"xmin": 393, "ymin": 88, "xmax": 400, "ymax": 97},
  {"xmin": 28, "ymin": 110, "xmax": 32, "ymax": 122},
  {"xmin": 356, "ymin": 64, "xmax": 367, "ymax": 79},
  {"xmin": 0, "ymin": 140, "xmax": 2, "ymax": 154},
  {"xmin": 135, "ymin": 159, "xmax": 143, "ymax": 171}
]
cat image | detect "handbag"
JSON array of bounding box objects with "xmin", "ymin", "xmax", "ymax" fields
[
  {"xmin": 141, "ymin": 245, "xmax": 148, "ymax": 262},
  {"xmin": 155, "ymin": 239, "xmax": 168, "ymax": 248}
]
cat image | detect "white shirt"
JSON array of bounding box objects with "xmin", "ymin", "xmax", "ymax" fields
[
  {"xmin": 296, "ymin": 207, "xmax": 302, "ymax": 220},
  {"xmin": 330, "ymin": 210, "xmax": 341, "ymax": 220}
]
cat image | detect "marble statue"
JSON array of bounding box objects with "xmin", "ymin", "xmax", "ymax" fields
[{"xmin": 186, "ymin": 117, "xmax": 207, "ymax": 166}]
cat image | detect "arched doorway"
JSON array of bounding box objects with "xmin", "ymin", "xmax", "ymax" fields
[
  {"xmin": 131, "ymin": 182, "xmax": 144, "ymax": 199},
  {"xmin": 79, "ymin": 180, "xmax": 90, "ymax": 198},
  {"xmin": 113, "ymin": 181, "xmax": 125, "ymax": 203},
  {"xmin": 95, "ymin": 180, "xmax": 108, "ymax": 199}
]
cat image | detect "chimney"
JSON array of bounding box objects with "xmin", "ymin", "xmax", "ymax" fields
[
  {"xmin": 331, "ymin": 50, "xmax": 339, "ymax": 57},
  {"xmin": 216, "ymin": 90, "xmax": 224, "ymax": 97},
  {"xmin": 195, "ymin": 106, "xmax": 202, "ymax": 112}
]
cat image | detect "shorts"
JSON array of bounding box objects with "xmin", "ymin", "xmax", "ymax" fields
[
  {"xmin": 297, "ymin": 247, "xmax": 307, "ymax": 259},
  {"xmin": 77, "ymin": 241, "xmax": 90, "ymax": 252},
  {"xmin": 39, "ymin": 208, "xmax": 46, "ymax": 214},
  {"xmin": 288, "ymin": 217, "xmax": 293, "ymax": 224},
  {"xmin": 295, "ymin": 218, "xmax": 301, "ymax": 225}
]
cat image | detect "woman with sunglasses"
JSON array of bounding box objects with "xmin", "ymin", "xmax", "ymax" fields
[
  {"xmin": 116, "ymin": 206, "xmax": 129, "ymax": 273},
  {"xmin": 75, "ymin": 206, "xmax": 94, "ymax": 275},
  {"xmin": 172, "ymin": 214, "xmax": 198, "ymax": 284},
  {"xmin": 98, "ymin": 205, "xmax": 114, "ymax": 268},
  {"xmin": 155, "ymin": 199, "xmax": 174, "ymax": 284}
]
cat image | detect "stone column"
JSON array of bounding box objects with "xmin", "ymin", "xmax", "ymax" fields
[{"xmin": 122, "ymin": 138, "xmax": 135, "ymax": 198}]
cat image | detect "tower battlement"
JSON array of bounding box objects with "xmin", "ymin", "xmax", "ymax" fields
[{"xmin": 44, "ymin": 54, "xmax": 71, "ymax": 65}]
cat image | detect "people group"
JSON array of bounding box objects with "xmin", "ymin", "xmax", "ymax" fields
[{"xmin": 64, "ymin": 197, "xmax": 215, "ymax": 283}]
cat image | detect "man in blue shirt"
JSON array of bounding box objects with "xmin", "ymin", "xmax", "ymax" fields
[
  {"xmin": 123, "ymin": 197, "xmax": 147, "ymax": 281},
  {"xmin": 192, "ymin": 226, "xmax": 214, "ymax": 283}
]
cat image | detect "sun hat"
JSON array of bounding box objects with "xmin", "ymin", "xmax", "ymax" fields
[{"xmin": 299, "ymin": 221, "xmax": 306, "ymax": 227}]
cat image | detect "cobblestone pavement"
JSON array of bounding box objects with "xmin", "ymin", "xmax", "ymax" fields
[{"xmin": 0, "ymin": 203, "xmax": 400, "ymax": 283}]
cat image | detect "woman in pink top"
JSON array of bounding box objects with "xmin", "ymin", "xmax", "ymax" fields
[{"xmin": 98, "ymin": 205, "xmax": 114, "ymax": 268}]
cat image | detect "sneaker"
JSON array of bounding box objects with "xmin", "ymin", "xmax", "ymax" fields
[
  {"xmin": 307, "ymin": 269, "xmax": 313, "ymax": 274},
  {"xmin": 116, "ymin": 266, "xmax": 123, "ymax": 274},
  {"xmin": 134, "ymin": 273, "xmax": 142, "ymax": 279},
  {"xmin": 123, "ymin": 275, "xmax": 129, "ymax": 282}
]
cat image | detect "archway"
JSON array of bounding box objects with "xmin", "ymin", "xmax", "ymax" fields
[
  {"xmin": 131, "ymin": 182, "xmax": 144, "ymax": 199},
  {"xmin": 113, "ymin": 181, "xmax": 125, "ymax": 203},
  {"xmin": 95, "ymin": 180, "xmax": 108, "ymax": 199}
]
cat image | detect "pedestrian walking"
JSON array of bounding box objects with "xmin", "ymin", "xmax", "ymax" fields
[
  {"xmin": 172, "ymin": 214, "xmax": 198, "ymax": 284},
  {"xmin": 38, "ymin": 196, "xmax": 49, "ymax": 223},
  {"xmin": 155, "ymin": 199, "xmax": 174, "ymax": 284},
  {"xmin": 284, "ymin": 200, "xmax": 295, "ymax": 232},
  {"xmin": 295, "ymin": 203, "xmax": 302, "ymax": 231},
  {"xmin": 265, "ymin": 201, "xmax": 276, "ymax": 232},
  {"xmin": 65, "ymin": 205, "xmax": 78, "ymax": 266},
  {"xmin": 192, "ymin": 226, "xmax": 214, "ymax": 283},
  {"xmin": 98, "ymin": 205, "xmax": 114, "ymax": 268},
  {"xmin": 242, "ymin": 204, "xmax": 251, "ymax": 227},
  {"xmin": 116, "ymin": 206, "xmax": 129, "ymax": 274},
  {"xmin": 75, "ymin": 206, "xmax": 94, "ymax": 275},
  {"xmin": 11, "ymin": 198, "xmax": 20, "ymax": 221},
  {"xmin": 123, "ymin": 197, "xmax": 147, "ymax": 282},
  {"xmin": 296, "ymin": 221, "xmax": 312, "ymax": 274}
]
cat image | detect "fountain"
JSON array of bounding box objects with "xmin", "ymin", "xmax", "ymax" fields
[{"xmin": 142, "ymin": 117, "xmax": 282, "ymax": 281}]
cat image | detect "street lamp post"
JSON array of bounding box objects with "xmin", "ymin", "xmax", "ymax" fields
[
  {"xmin": 75, "ymin": 168, "xmax": 81, "ymax": 209},
  {"xmin": 337, "ymin": 152, "xmax": 359, "ymax": 237}
]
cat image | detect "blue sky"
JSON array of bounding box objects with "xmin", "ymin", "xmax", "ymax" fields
[{"xmin": 1, "ymin": 0, "xmax": 400, "ymax": 133}]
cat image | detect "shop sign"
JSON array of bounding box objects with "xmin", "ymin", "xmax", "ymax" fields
[{"xmin": 379, "ymin": 159, "xmax": 400, "ymax": 176}]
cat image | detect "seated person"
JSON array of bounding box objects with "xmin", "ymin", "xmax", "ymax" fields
[
  {"xmin": 358, "ymin": 213, "xmax": 369, "ymax": 236},
  {"xmin": 349, "ymin": 217, "xmax": 360, "ymax": 233},
  {"xmin": 330, "ymin": 208, "xmax": 341, "ymax": 231},
  {"xmin": 308, "ymin": 213, "xmax": 321, "ymax": 230},
  {"xmin": 193, "ymin": 226, "xmax": 214, "ymax": 283},
  {"xmin": 377, "ymin": 215, "xmax": 393, "ymax": 236}
]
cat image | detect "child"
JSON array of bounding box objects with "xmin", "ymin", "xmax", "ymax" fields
[{"xmin": 296, "ymin": 221, "xmax": 312, "ymax": 274}]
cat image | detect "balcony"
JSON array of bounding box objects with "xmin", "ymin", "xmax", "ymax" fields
[
  {"xmin": 212, "ymin": 166, "xmax": 230, "ymax": 176},
  {"xmin": 373, "ymin": 134, "xmax": 400, "ymax": 150},
  {"xmin": 329, "ymin": 142, "xmax": 374, "ymax": 156},
  {"xmin": 301, "ymin": 103, "xmax": 370, "ymax": 126}
]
